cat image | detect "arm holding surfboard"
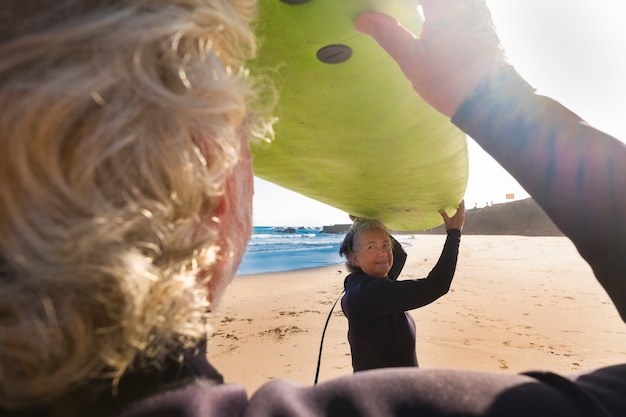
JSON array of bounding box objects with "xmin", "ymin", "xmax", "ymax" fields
[{"xmin": 355, "ymin": 1, "xmax": 626, "ymax": 322}]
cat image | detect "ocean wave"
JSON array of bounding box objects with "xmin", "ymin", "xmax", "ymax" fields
[
  {"xmin": 251, "ymin": 233, "xmax": 318, "ymax": 239},
  {"xmin": 238, "ymin": 227, "xmax": 344, "ymax": 274},
  {"xmin": 245, "ymin": 244, "xmax": 338, "ymax": 255}
]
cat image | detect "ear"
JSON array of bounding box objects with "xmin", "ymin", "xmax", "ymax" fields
[
  {"xmin": 193, "ymin": 194, "xmax": 226, "ymax": 242},
  {"xmin": 214, "ymin": 193, "xmax": 228, "ymax": 217}
]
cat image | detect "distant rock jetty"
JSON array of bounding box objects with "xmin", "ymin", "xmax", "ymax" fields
[
  {"xmin": 321, "ymin": 224, "xmax": 351, "ymax": 234},
  {"xmin": 274, "ymin": 226, "xmax": 297, "ymax": 233}
]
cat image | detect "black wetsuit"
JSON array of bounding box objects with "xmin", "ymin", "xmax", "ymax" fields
[{"xmin": 341, "ymin": 230, "xmax": 461, "ymax": 371}]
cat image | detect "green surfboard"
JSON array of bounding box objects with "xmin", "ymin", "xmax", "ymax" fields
[{"xmin": 251, "ymin": 0, "xmax": 468, "ymax": 231}]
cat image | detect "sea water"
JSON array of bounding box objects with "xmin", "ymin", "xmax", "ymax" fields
[{"xmin": 236, "ymin": 226, "xmax": 346, "ymax": 275}]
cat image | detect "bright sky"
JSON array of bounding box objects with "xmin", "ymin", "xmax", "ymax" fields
[{"xmin": 253, "ymin": 0, "xmax": 626, "ymax": 227}]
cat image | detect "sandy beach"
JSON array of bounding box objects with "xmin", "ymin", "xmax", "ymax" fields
[{"xmin": 208, "ymin": 235, "xmax": 626, "ymax": 393}]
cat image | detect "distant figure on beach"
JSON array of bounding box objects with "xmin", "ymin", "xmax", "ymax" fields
[
  {"xmin": 4, "ymin": 0, "xmax": 626, "ymax": 416},
  {"xmin": 339, "ymin": 203, "xmax": 465, "ymax": 372}
]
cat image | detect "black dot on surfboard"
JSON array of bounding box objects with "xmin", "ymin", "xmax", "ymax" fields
[
  {"xmin": 316, "ymin": 44, "xmax": 352, "ymax": 64},
  {"xmin": 280, "ymin": 0, "xmax": 311, "ymax": 4}
]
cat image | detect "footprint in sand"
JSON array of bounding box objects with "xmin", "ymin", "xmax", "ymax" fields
[{"xmin": 259, "ymin": 325, "xmax": 308, "ymax": 341}]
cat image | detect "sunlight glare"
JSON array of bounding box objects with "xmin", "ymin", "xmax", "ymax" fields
[{"xmin": 486, "ymin": 0, "xmax": 626, "ymax": 142}]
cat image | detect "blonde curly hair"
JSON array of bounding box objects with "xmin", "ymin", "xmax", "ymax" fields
[{"xmin": 0, "ymin": 0, "xmax": 273, "ymax": 408}]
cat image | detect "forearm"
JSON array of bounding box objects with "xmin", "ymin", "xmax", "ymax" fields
[
  {"xmin": 425, "ymin": 229, "xmax": 461, "ymax": 292},
  {"xmin": 452, "ymin": 67, "xmax": 626, "ymax": 253},
  {"xmin": 452, "ymin": 67, "xmax": 626, "ymax": 319},
  {"xmin": 357, "ymin": 230, "xmax": 460, "ymax": 315},
  {"xmin": 388, "ymin": 237, "xmax": 407, "ymax": 281}
]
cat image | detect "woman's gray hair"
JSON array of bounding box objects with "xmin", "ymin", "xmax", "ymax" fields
[
  {"xmin": 0, "ymin": 0, "xmax": 274, "ymax": 408},
  {"xmin": 339, "ymin": 218, "xmax": 390, "ymax": 273}
]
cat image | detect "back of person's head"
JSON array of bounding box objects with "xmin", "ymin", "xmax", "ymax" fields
[
  {"xmin": 0, "ymin": 0, "xmax": 273, "ymax": 410},
  {"xmin": 340, "ymin": 218, "xmax": 390, "ymax": 273}
]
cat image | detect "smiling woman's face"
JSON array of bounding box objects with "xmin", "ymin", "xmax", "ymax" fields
[{"xmin": 350, "ymin": 228, "xmax": 393, "ymax": 278}]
